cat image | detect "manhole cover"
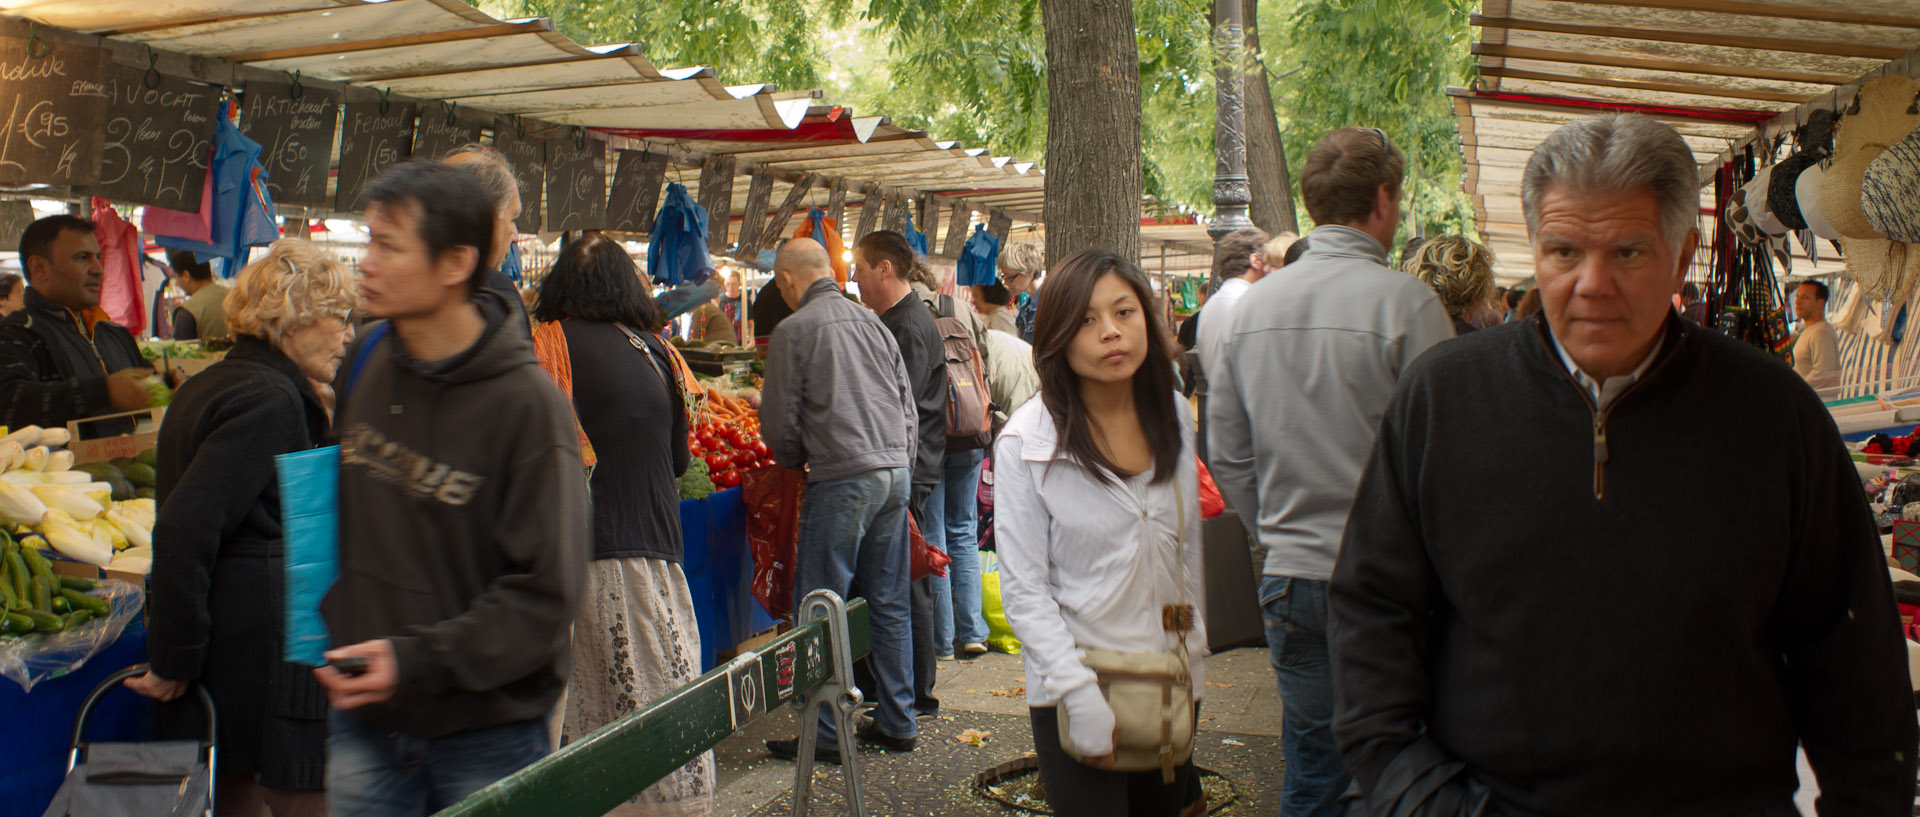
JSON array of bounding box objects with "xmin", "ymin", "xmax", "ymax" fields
[{"xmin": 973, "ymin": 755, "xmax": 1239, "ymax": 814}]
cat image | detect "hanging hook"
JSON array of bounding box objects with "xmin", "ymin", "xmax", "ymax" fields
[
  {"xmin": 376, "ymin": 86, "xmax": 392, "ymax": 116},
  {"xmin": 25, "ymin": 23, "xmax": 49, "ymax": 60},
  {"xmin": 286, "ymin": 70, "xmax": 303, "ymax": 101},
  {"xmin": 571, "ymin": 125, "xmax": 586, "ymax": 150},
  {"xmin": 1847, "ymin": 93, "xmax": 1862, "ymax": 116},
  {"xmin": 142, "ymin": 45, "xmax": 162, "ymax": 91},
  {"xmin": 512, "ymin": 114, "xmax": 526, "ymax": 139},
  {"xmin": 443, "ymin": 100, "xmax": 458, "ymax": 128},
  {"xmin": 1908, "ymin": 90, "xmax": 1918, "ymax": 116}
]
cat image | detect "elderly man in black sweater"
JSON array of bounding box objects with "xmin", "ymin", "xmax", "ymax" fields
[{"xmin": 1331, "ymin": 113, "xmax": 1916, "ymax": 817}]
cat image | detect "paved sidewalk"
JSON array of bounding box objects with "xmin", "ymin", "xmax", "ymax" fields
[{"xmin": 711, "ymin": 646, "xmax": 1284, "ymax": 816}]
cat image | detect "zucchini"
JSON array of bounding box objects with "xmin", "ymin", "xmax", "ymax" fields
[
  {"xmin": 1, "ymin": 611, "xmax": 26, "ymax": 632},
  {"xmin": 29, "ymin": 575, "xmax": 50, "ymax": 613},
  {"xmin": 24, "ymin": 609, "xmax": 62, "ymax": 633},
  {"xmin": 0, "ymin": 560, "xmax": 16, "ymax": 610},
  {"xmin": 4, "ymin": 552, "xmax": 24, "ymax": 604},
  {"xmin": 59, "ymin": 589, "xmax": 108, "ymax": 616},
  {"xmin": 57, "ymin": 575, "xmax": 97, "ymax": 591},
  {"xmin": 62, "ymin": 609, "xmax": 91, "ymax": 628}
]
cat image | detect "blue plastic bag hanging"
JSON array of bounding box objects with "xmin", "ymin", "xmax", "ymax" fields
[
  {"xmin": 500, "ymin": 241, "xmax": 524, "ymax": 285},
  {"xmin": 955, "ymin": 225, "xmax": 1001, "ymax": 287},
  {"xmin": 903, "ymin": 211, "xmax": 928, "ymax": 256},
  {"xmin": 647, "ymin": 182, "xmax": 715, "ymax": 287},
  {"xmin": 278, "ymin": 446, "xmax": 341, "ymax": 667}
]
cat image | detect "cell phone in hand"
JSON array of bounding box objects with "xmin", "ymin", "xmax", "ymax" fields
[{"xmin": 330, "ymin": 656, "xmax": 370, "ymax": 677}]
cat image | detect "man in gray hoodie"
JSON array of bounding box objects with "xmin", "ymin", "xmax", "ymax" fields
[
  {"xmin": 759, "ymin": 238, "xmax": 920, "ymax": 762},
  {"xmin": 1207, "ymin": 127, "xmax": 1453, "ymax": 817}
]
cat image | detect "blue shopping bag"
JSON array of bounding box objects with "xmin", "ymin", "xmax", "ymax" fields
[{"xmin": 277, "ymin": 445, "xmax": 340, "ymax": 667}]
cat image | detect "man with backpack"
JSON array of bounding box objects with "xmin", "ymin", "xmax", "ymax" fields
[
  {"xmin": 314, "ymin": 160, "xmax": 590, "ymax": 815},
  {"xmin": 851, "ymin": 230, "xmax": 950, "ymax": 722}
]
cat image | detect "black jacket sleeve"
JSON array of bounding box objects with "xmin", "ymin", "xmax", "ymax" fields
[
  {"xmin": 172, "ymin": 306, "xmax": 198, "ymax": 341},
  {"xmin": 148, "ymin": 383, "xmax": 308, "ymax": 681},
  {"xmin": 0, "ymin": 321, "xmax": 112, "ymax": 428},
  {"xmin": 1779, "ymin": 406, "xmax": 1919, "ymax": 815},
  {"xmin": 903, "ymin": 321, "xmax": 946, "ymax": 490}
]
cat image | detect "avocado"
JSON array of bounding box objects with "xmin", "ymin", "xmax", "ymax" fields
[
  {"xmin": 108, "ymin": 477, "xmax": 135, "ymax": 502},
  {"xmin": 75, "ymin": 463, "xmax": 123, "ymax": 484},
  {"xmin": 133, "ymin": 487, "xmax": 154, "ymax": 500},
  {"xmin": 136, "ymin": 448, "xmax": 157, "ymax": 468},
  {"xmin": 122, "ymin": 463, "xmax": 156, "ymax": 489},
  {"xmin": 109, "ymin": 457, "xmax": 137, "ymax": 472}
]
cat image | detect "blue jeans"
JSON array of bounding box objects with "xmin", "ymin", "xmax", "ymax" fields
[
  {"xmin": 941, "ymin": 449, "xmax": 987, "ymax": 646},
  {"xmin": 922, "ymin": 470, "xmax": 954, "ymax": 656},
  {"xmin": 1261, "ymin": 576, "xmax": 1349, "ymax": 817},
  {"xmin": 793, "ymin": 467, "xmax": 916, "ymax": 744},
  {"xmin": 326, "ymin": 711, "xmax": 549, "ymax": 816}
]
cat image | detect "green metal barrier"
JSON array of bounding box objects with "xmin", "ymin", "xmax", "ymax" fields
[{"xmin": 437, "ymin": 592, "xmax": 871, "ymax": 817}]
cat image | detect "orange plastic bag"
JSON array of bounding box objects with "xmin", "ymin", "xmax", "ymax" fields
[{"xmin": 745, "ymin": 465, "xmax": 807, "ymax": 618}]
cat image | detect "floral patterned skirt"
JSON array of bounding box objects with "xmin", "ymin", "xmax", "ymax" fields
[{"xmin": 562, "ymin": 557, "xmax": 714, "ymax": 817}]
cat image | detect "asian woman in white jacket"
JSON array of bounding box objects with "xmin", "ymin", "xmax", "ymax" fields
[{"xmin": 994, "ymin": 249, "xmax": 1206, "ymax": 817}]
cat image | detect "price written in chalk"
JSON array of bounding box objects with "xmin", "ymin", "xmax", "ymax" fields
[
  {"xmin": 91, "ymin": 65, "xmax": 216, "ymax": 211},
  {"xmin": 0, "ymin": 38, "xmax": 106, "ymax": 187},
  {"xmin": 240, "ymin": 82, "xmax": 339, "ymax": 207},
  {"xmin": 335, "ymin": 100, "xmax": 416, "ymax": 212}
]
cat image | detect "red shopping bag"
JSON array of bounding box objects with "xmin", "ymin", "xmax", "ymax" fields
[
  {"xmin": 910, "ymin": 512, "xmax": 950, "ymax": 580},
  {"xmin": 1197, "ymin": 457, "xmax": 1226, "ymax": 519},
  {"xmin": 745, "ymin": 465, "xmax": 807, "ymax": 618}
]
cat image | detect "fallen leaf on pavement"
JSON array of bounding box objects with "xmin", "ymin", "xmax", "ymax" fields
[
  {"xmin": 989, "ymin": 685, "xmax": 1026, "ymax": 697},
  {"xmin": 1205, "ymin": 681, "xmax": 1238, "ymax": 688},
  {"xmin": 957, "ymin": 729, "xmax": 992, "ymax": 746}
]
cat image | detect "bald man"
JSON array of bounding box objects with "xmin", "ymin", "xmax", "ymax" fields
[{"xmin": 760, "ymin": 238, "xmax": 924, "ymax": 762}]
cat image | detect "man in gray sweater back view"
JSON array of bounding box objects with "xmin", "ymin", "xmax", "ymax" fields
[{"xmin": 1207, "ymin": 127, "xmax": 1453, "ymax": 817}]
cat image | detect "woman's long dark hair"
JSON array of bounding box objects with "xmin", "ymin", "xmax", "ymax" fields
[
  {"xmin": 1033, "ymin": 249, "xmax": 1182, "ymax": 484},
  {"xmin": 533, "ymin": 235, "xmax": 664, "ymax": 330}
]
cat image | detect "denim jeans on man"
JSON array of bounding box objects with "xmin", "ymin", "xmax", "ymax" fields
[
  {"xmin": 793, "ymin": 466, "xmax": 917, "ymax": 744},
  {"xmin": 1262, "ymin": 575, "xmax": 1350, "ymax": 817},
  {"xmin": 327, "ymin": 710, "xmax": 548, "ymax": 816},
  {"xmin": 940, "ymin": 449, "xmax": 987, "ymax": 648},
  {"xmin": 922, "ymin": 474, "xmax": 954, "ymax": 656}
]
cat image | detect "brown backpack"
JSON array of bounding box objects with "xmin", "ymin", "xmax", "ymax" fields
[{"xmin": 929, "ymin": 294, "xmax": 993, "ymax": 449}]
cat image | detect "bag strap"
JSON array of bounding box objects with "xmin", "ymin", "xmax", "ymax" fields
[{"xmin": 345, "ymin": 321, "xmax": 389, "ymax": 397}]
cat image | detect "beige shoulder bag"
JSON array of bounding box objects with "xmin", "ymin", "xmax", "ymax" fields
[{"xmin": 1058, "ymin": 478, "xmax": 1196, "ymax": 783}]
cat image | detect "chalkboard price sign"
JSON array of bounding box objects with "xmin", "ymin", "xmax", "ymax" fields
[
  {"xmin": 240, "ymin": 80, "xmax": 338, "ymax": 207},
  {"xmin": 0, "ymin": 38, "xmax": 106, "ymax": 188},
  {"xmin": 544, "ymin": 130, "xmax": 605, "ymax": 232},
  {"xmin": 412, "ymin": 102, "xmax": 481, "ymax": 160},
  {"xmin": 606, "ymin": 148, "xmax": 668, "ymax": 234},
  {"xmin": 334, "ymin": 99, "xmax": 416, "ymax": 213},
  {"xmin": 492, "ymin": 116, "xmax": 545, "ymax": 234},
  {"xmin": 91, "ymin": 65, "xmax": 217, "ymax": 211}
]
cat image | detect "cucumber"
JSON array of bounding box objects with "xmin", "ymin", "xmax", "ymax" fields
[
  {"xmin": 62, "ymin": 609, "xmax": 91, "ymax": 628},
  {"xmin": 29, "ymin": 575, "xmax": 50, "ymax": 613},
  {"xmin": 24, "ymin": 609, "xmax": 62, "ymax": 633},
  {"xmin": 59, "ymin": 589, "xmax": 108, "ymax": 616},
  {"xmin": 22, "ymin": 548, "xmax": 54, "ymax": 586},
  {"xmin": 50, "ymin": 595, "xmax": 67, "ymax": 613},
  {"xmin": 0, "ymin": 560, "xmax": 16, "ymax": 610},
  {"xmin": 1, "ymin": 611, "xmax": 27, "ymax": 633},
  {"xmin": 57, "ymin": 575, "xmax": 97, "ymax": 591},
  {"xmin": 4, "ymin": 552, "xmax": 24, "ymax": 604},
  {"xmin": 1, "ymin": 533, "xmax": 14, "ymax": 559}
]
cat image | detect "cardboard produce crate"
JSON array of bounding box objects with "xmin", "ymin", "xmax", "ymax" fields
[{"xmin": 65, "ymin": 408, "xmax": 164, "ymax": 465}]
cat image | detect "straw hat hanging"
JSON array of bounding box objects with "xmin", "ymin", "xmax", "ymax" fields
[
  {"xmin": 1835, "ymin": 76, "xmax": 1920, "ymax": 155},
  {"xmin": 1821, "ymin": 145, "xmax": 1890, "ymax": 239},
  {"xmin": 1846, "ymin": 235, "xmax": 1911, "ymax": 302},
  {"xmin": 1862, "ymin": 124, "xmax": 1920, "ymax": 243}
]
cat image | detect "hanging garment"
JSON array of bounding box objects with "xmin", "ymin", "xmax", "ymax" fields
[
  {"xmin": 793, "ymin": 207, "xmax": 848, "ymax": 285},
  {"xmin": 90, "ymin": 199, "xmax": 146, "ymax": 335},
  {"xmin": 955, "ymin": 224, "xmax": 1001, "ymax": 287},
  {"xmin": 647, "ymin": 183, "xmax": 714, "ymax": 287},
  {"xmin": 904, "ymin": 211, "xmax": 928, "ymax": 256},
  {"xmin": 151, "ymin": 100, "xmax": 280, "ymax": 263}
]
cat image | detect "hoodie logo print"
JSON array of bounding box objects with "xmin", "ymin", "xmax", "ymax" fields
[{"xmin": 341, "ymin": 423, "xmax": 485, "ymax": 506}]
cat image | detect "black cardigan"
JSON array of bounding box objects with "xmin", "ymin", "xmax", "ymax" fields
[
  {"xmin": 562, "ymin": 320, "xmax": 689, "ymax": 562},
  {"xmin": 1331, "ymin": 315, "xmax": 1917, "ymax": 817},
  {"xmin": 147, "ymin": 335, "xmax": 330, "ymax": 787}
]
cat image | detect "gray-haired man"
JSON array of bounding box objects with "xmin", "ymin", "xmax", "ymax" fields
[{"xmin": 1330, "ymin": 113, "xmax": 1916, "ymax": 816}]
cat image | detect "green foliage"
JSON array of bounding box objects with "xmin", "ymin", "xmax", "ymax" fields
[
  {"xmin": 499, "ymin": 0, "xmax": 829, "ymax": 92},
  {"xmin": 1266, "ymin": 0, "xmax": 1479, "ymax": 242}
]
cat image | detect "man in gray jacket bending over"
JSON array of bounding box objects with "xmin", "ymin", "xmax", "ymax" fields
[
  {"xmin": 758, "ymin": 237, "xmax": 920, "ymax": 762},
  {"xmin": 1207, "ymin": 127, "xmax": 1453, "ymax": 816}
]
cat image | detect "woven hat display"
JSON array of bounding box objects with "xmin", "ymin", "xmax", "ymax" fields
[
  {"xmin": 1845, "ymin": 236, "xmax": 1920, "ymax": 303},
  {"xmin": 1836, "ymin": 76, "xmax": 1920, "ymax": 155},
  {"xmin": 1798, "ymin": 162, "xmax": 1844, "ymax": 240},
  {"xmin": 1749, "ymin": 165, "xmax": 1790, "ymax": 236},
  {"xmin": 1767, "ymin": 150, "xmax": 1821, "ymax": 230},
  {"xmin": 1863, "ymin": 124, "xmax": 1920, "ymax": 243},
  {"xmin": 1821, "ymin": 144, "xmax": 1889, "ymax": 239}
]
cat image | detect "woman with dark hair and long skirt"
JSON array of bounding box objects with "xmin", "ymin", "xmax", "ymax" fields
[
  {"xmin": 531, "ymin": 235, "xmax": 711, "ymax": 816},
  {"xmin": 993, "ymin": 249, "xmax": 1206, "ymax": 817}
]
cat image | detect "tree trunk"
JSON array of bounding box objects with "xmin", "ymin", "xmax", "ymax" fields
[
  {"xmin": 1239, "ymin": 0, "xmax": 1297, "ymax": 235},
  {"xmin": 1043, "ymin": 0, "xmax": 1143, "ymax": 265}
]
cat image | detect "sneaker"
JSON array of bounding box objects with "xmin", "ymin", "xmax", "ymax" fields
[
  {"xmin": 855, "ymin": 719, "xmax": 918, "ymax": 752},
  {"xmin": 935, "ymin": 652, "xmax": 956, "ymax": 660},
  {"xmin": 765, "ymin": 737, "xmax": 845, "ymax": 764},
  {"xmin": 960, "ymin": 642, "xmax": 990, "ymax": 657}
]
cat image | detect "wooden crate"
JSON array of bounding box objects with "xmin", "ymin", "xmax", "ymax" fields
[{"xmin": 66, "ymin": 408, "xmax": 165, "ymax": 465}]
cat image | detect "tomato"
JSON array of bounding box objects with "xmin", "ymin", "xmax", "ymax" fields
[
  {"xmin": 753, "ymin": 441, "xmax": 770, "ymax": 458},
  {"xmin": 736, "ymin": 450, "xmax": 757, "ymax": 468},
  {"xmin": 716, "ymin": 470, "xmax": 740, "ymax": 489},
  {"xmin": 696, "ymin": 431, "xmax": 716, "ymax": 449},
  {"xmin": 703, "ymin": 453, "xmax": 728, "ymax": 472}
]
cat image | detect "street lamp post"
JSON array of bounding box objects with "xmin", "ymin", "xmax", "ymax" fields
[{"xmin": 1208, "ymin": 0, "xmax": 1254, "ymax": 243}]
